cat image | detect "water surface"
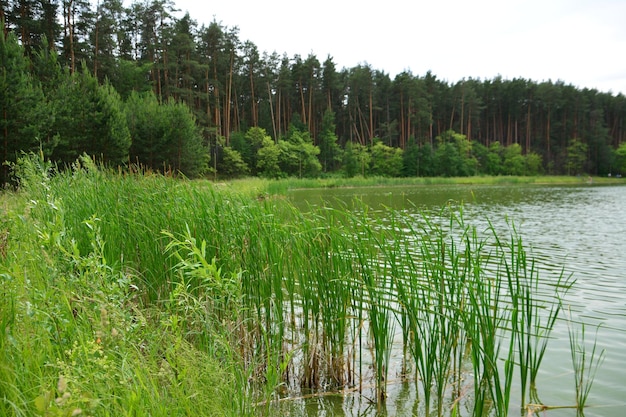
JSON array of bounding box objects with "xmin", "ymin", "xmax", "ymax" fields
[{"xmin": 286, "ymin": 183, "xmax": 626, "ymax": 417}]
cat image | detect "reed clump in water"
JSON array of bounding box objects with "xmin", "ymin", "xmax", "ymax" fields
[{"xmin": 1, "ymin": 153, "xmax": 603, "ymax": 416}]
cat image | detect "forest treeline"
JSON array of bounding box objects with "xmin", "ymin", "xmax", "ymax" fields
[{"xmin": 2, "ymin": 0, "xmax": 626, "ymax": 184}]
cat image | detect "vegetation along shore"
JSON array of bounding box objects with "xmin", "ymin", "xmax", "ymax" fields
[
  {"xmin": 1, "ymin": 1, "xmax": 620, "ymax": 414},
  {"xmin": 0, "ymin": 154, "xmax": 608, "ymax": 416},
  {"xmin": 2, "ymin": 0, "xmax": 626, "ymax": 186}
]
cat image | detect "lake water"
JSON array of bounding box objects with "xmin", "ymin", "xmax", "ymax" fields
[{"xmin": 286, "ymin": 183, "xmax": 626, "ymax": 417}]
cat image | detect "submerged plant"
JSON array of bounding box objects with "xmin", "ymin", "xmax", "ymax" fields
[{"xmin": 568, "ymin": 319, "xmax": 605, "ymax": 416}]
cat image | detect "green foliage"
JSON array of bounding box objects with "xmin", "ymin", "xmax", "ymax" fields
[
  {"xmin": 525, "ymin": 152, "xmax": 544, "ymax": 176},
  {"xmin": 486, "ymin": 142, "xmax": 505, "ymax": 175},
  {"xmin": 3, "ymin": 9, "xmax": 626, "ymax": 183},
  {"xmin": 568, "ymin": 322, "xmax": 605, "ymax": 415},
  {"xmin": 30, "ymin": 36, "xmax": 63, "ymax": 95},
  {"xmin": 126, "ymin": 92, "xmax": 208, "ymax": 177},
  {"xmin": 417, "ymin": 143, "xmax": 437, "ymax": 176},
  {"xmin": 342, "ymin": 141, "xmax": 370, "ymax": 177},
  {"xmin": 109, "ymin": 59, "xmax": 153, "ymax": 98},
  {"xmin": 256, "ymin": 136, "xmax": 281, "ymax": 178},
  {"xmin": 342, "ymin": 141, "xmax": 358, "ymax": 178},
  {"xmin": 434, "ymin": 131, "xmax": 477, "ymax": 176},
  {"xmin": 566, "ymin": 138, "xmax": 589, "ymax": 175},
  {"xmin": 0, "ymin": 29, "xmax": 52, "ymax": 183},
  {"xmin": 1, "ymin": 154, "xmax": 244, "ymax": 416},
  {"xmin": 243, "ymin": 127, "xmax": 272, "ymax": 175},
  {"xmin": 163, "ymin": 226, "xmax": 244, "ymax": 322},
  {"xmin": 467, "ymin": 141, "xmax": 543, "ymax": 176},
  {"xmin": 3, "ymin": 8, "xmax": 626, "ymax": 183},
  {"xmin": 613, "ymin": 142, "xmax": 626, "ymax": 175},
  {"xmin": 229, "ymin": 131, "xmax": 253, "ymax": 170},
  {"xmin": 402, "ymin": 141, "xmax": 420, "ymax": 177},
  {"xmin": 126, "ymin": 91, "xmax": 163, "ymax": 167},
  {"xmin": 2, "ymin": 155, "xmax": 607, "ymax": 416},
  {"xmin": 50, "ymin": 68, "xmax": 131, "ymax": 166},
  {"xmin": 503, "ymin": 143, "xmax": 526, "ymax": 175},
  {"xmin": 370, "ymin": 141, "xmax": 403, "ymax": 177},
  {"xmin": 278, "ymin": 126, "xmax": 321, "ymax": 178},
  {"xmin": 218, "ymin": 146, "xmax": 249, "ymax": 178},
  {"xmin": 318, "ymin": 109, "xmax": 342, "ymax": 172},
  {"xmin": 161, "ymin": 98, "xmax": 208, "ymax": 177}
]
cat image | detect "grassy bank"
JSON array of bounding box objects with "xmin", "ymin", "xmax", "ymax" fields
[
  {"xmin": 215, "ymin": 174, "xmax": 624, "ymax": 196},
  {"xmin": 0, "ymin": 155, "xmax": 603, "ymax": 416},
  {"xmin": 0, "ymin": 156, "xmax": 244, "ymax": 416}
]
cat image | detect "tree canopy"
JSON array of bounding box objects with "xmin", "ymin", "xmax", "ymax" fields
[{"xmin": 1, "ymin": 1, "xmax": 626, "ymax": 183}]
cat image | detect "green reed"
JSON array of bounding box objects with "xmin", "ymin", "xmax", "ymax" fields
[
  {"xmin": 568, "ymin": 319, "xmax": 605, "ymax": 416},
  {"xmin": 4, "ymin": 154, "xmax": 606, "ymax": 416},
  {"xmin": 507, "ymin": 231, "xmax": 571, "ymax": 407}
]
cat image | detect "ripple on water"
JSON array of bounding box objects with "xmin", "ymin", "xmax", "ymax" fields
[{"xmin": 288, "ymin": 184, "xmax": 626, "ymax": 416}]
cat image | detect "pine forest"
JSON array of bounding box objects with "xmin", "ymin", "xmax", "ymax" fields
[{"xmin": 2, "ymin": 0, "xmax": 626, "ymax": 184}]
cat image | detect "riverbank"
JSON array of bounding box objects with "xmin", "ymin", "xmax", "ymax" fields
[
  {"xmin": 212, "ymin": 174, "xmax": 625, "ymax": 197},
  {"xmin": 0, "ymin": 157, "xmax": 611, "ymax": 416}
]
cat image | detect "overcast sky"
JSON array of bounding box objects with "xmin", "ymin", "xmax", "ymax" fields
[{"xmin": 172, "ymin": 0, "xmax": 626, "ymax": 95}]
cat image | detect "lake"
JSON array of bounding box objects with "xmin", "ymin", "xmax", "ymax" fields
[{"xmin": 285, "ymin": 183, "xmax": 626, "ymax": 417}]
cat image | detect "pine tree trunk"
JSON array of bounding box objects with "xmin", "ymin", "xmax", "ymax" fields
[
  {"xmin": 460, "ymin": 91, "xmax": 465, "ymax": 135},
  {"xmin": 277, "ymin": 89, "xmax": 282, "ymax": 140},
  {"xmin": 449, "ymin": 102, "xmax": 455, "ymax": 131},
  {"xmin": 267, "ymin": 81, "xmax": 277, "ymax": 140},
  {"xmin": 400, "ymin": 93, "xmax": 405, "ymax": 146},
  {"xmin": 94, "ymin": 1, "xmax": 100, "ymax": 77},
  {"xmin": 506, "ymin": 114, "xmax": 512, "ymax": 145},
  {"xmin": 546, "ymin": 107, "xmax": 551, "ymax": 161},
  {"xmin": 211, "ymin": 55, "xmax": 221, "ymax": 139},
  {"xmin": 67, "ymin": 1, "xmax": 75, "ymax": 73},
  {"xmin": 0, "ymin": 6, "xmax": 6, "ymax": 38},
  {"xmin": 225, "ymin": 51, "xmax": 234, "ymax": 142},
  {"xmin": 369, "ymin": 89, "xmax": 373, "ymax": 145},
  {"xmin": 299, "ymin": 77, "xmax": 306, "ymax": 126},
  {"xmin": 467, "ymin": 104, "xmax": 472, "ymax": 142},
  {"xmin": 249, "ymin": 63, "xmax": 257, "ymax": 127},
  {"xmin": 429, "ymin": 107, "xmax": 434, "ymax": 146},
  {"xmin": 405, "ymin": 99, "xmax": 411, "ymax": 149},
  {"xmin": 526, "ymin": 102, "xmax": 531, "ymax": 153},
  {"xmin": 205, "ymin": 68, "xmax": 211, "ymax": 128},
  {"xmin": 308, "ymin": 75, "xmax": 314, "ymax": 134},
  {"xmin": 19, "ymin": 2, "xmax": 30, "ymax": 51}
]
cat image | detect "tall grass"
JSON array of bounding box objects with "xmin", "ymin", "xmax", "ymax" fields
[
  {"xmin": 568, "ymin": 319, "xmax": 605, "ymax": 416},
  {"xmin": 0, "ymin": 153, "xmax": 605, "ymax": 416},
  {"xmin": 1, "ymin": 155, "xmax": 245, "ymax": 416}
]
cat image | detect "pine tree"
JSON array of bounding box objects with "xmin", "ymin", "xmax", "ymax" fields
[
  {"xmin": 161, "ymin": 98, "xmax": 207, "ymax": 177},
  {"xmin": 318, "ymin": 108, "xmax": 341, "ymax": 172},
  {"xmin": 50, "ymin": 67, "xmax": 130, "ymax": 165},
  {"xmin": 0, "ymin": 27, "xmax": 51, "ymax": 183},
  {"xmin": 126, "ymin": 90, "xmax": 163, "ymax": 169},
  {"xmin": 125, "ymin": 91, "xmax": 207, "ymax": 177}
]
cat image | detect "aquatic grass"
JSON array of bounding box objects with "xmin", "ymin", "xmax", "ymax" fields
[
  {"xmin": 349, "ymin": 205, "xmax": 395, "ymax": 403},
  {"xmin": 486, "ymin": 218, "xmax": 574, "ymax": 411},
  {"xmin": 568, "ymin": 319, "xmax": 605, "ymax": 416},
  {"xmin": 2, "ymin": 154, "xmax": 608, "ymax": 417}
]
